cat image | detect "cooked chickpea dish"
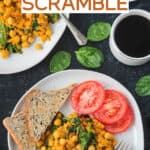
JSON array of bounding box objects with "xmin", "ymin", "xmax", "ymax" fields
[
  {"xmin": 0, "ymin": 0, "xmax": 59, "ymax": 59},
  {"xmin": 36, "ymin": 112, "xmax": 117, "ymax": 150}
]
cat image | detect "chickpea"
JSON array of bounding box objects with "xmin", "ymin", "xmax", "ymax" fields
[
  {"xmin": 71, "ymin": 135, "xmax": 78, "ymax": 142},
  {"xmin": 7, "ymin": 17, "xmax": 14, "ymax": 25},
  {"xmin": 54, "ymin": 119, "xmax": 62, "ymax": 126},
  {"xmin": 48, "ymin": 138, "xmax": 53, "ymax": 146},
  {"xmin": 28, "ymin": 36, "xmax": 34, "ymax": 44},
  {"xmin": 88, "ymin": 145, "xmax": 96, "ymax": 150},
  {"xmin": 0, "ymin": 50, "xmax": 9, "ymax": 59},
  {"xmin": 104, "ymin": 133, "xmax": 114, "ymax": 140},
  {"xmin": 4, "ymin": 0, "xmax": 11, "ymax": 6},
  {"xmin": 36, "ymin": 140, "xmax": 43, "ymax": 148},
  {"xmin": 40, "ymin": 146, "xmax": 46, "ymax": 150},
  {"xmin": 59, "ymin": 138, "xmax": 66, "ymax": 145},
  {"xmin": 13, "ymin": 35, "xmax": 20, "ymax": 44},
  {"xmin": 76, "ymin": 144, "xmax": 81, "ymax": 150},
  {"xmin": 35, "ymin": 43, "xmax": 42, "ymax": 50},
  {"xmin": 9, "ymin": 30, "xmax": 16, "ymax": 37},
  {"xmin": 21, "ymin": 35, "xmax": 28, "ymax": 41},
  {"xmin": 22, "ymin": 41, "xmax": 29, "ymax": 48}
]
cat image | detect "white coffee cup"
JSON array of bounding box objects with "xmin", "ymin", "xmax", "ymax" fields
[{"xmin": 109, "ymin": 9, "xmax": 150, "ymax": 66}]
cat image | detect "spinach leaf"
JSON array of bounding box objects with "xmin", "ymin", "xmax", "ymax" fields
[
  {"xmin": 46, "ymin": 14, "xmax": 60, "ymax": 23},
  {"xmin": 79, "ymin": 131, "xmax": 94, "ymax": 150},
  {"xmin": 75, "ymin": 46, "xmax": 104, "ymax": 68},
  {"xmin": 32, "ymin": 16, "xmax": 40, "ymax": 30},
  {"xmin": 135, "ymin": 75, "xmax": 150, "ymax": 96},
  {"xmin": 50, "ymin": 51, "xmax": 71, "ymax": 73},
  {"xmin": 7, "ymin": 44, "xmax": 22, "ymax": 54},
  {"xmin": 0, "ymin": 23, "xmax": 8, "ymax": 47},
  {"xmin": 87, "ymin": 22, "xmax": 111, "ymax": 42}
]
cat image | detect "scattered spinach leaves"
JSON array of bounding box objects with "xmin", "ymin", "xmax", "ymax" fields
[
  {"xmin": 135, "ymin": 75, "xmax": 150, "ymax": 96},
  {"xmin": 75, "ymin": 46, "xmax": 104, "ymax": 68},
  {"xmin": 50, "ymin": 51, "xmax": 71, "ymax": 73},
  {"xmin": 87, "ymin": 22, "xmax": 111, "ymax": 42}
]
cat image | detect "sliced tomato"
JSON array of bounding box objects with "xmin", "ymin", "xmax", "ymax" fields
[
  {"xmin": 93, "ymin": 90, "xmax": 128, "ymax": 124},
  {"xmin": 70, "ymin": 80, "xmax": 105, "ymax": 114},
  {"xmin": 105, "ymin": 107, "xmax": 134, "ymax": 133}
]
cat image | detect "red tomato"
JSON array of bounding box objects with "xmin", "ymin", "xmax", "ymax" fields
[
  {"xmin": 105, "ymin": 107, "xmax": 134, "ymax": 133},
  {"xmin": 70, "ymin": 81, "xmax": 105, "ymax": 114},
  {"xmin": 93, "ymin": 90, "xmax": 128, "ymax": 124}
]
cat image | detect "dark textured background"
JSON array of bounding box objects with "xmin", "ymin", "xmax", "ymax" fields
[{"xmin": 0, "ymin": 0, "xmax": 150, "ymax": 149}]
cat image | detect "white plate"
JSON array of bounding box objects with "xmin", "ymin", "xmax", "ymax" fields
[
  {"xmin": 0, "ymin": 14, "xmax": 69, "ymax": 74},
  {"xmin": 8, "ymin": 69, "xmax": 144, "ymax": 150}
]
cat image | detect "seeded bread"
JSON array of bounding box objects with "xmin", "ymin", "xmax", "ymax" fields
[
  {"xmin": 25, "ymin": 84, "xmax": 76, "ymax": 141},
  {"xmin": 3, "ymin": 112, "xmax": 35, "ymax": 150}
]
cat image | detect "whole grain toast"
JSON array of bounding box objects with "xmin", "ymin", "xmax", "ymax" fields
[
  {"xmin": 25, "ymin": 84, "xmax": 76, "ymax": 141},
  {"xmin": 3, "ymin": 112, "xmax": 35, "ymax": 150}
]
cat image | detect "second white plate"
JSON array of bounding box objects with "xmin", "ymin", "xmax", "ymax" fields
[
  {"xmin": 9, "ymin": 69, "xmax": 144, "ymax": 150},
  {"xmin": 0, "ymin": 14, "xmax": 69, "ymax": 74}
]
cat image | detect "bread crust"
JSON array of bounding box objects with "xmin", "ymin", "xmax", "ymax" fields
[
  {"xmin": 24, "ymin": 89, "xmax": 40, "ymax": 142},
  {"xmin": 3, "ymin": 113, "xmax": 24, "ymax": 150}
]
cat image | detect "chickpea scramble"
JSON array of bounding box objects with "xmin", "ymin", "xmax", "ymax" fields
[
  {"xmin": 36, "ymin": 112, "xmax": 117, "ymax": 150},
  {"xmin": 0, "ymin": 0, "xmax": 59, "ymax": 59}
]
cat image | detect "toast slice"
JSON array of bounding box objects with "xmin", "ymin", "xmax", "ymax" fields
[
  {"xmin": 3, "ymin": 112, "xmax": 35, "ymax": 150},
  {"xmin": 25, "ymin": 84, "xmax": 76, "ymax": 141}
]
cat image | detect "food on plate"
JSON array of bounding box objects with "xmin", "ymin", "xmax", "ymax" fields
[
  {"xmin": 3, "ymin": 80, "xmax": 134, "ymax": 149},
  {"xmin": 0, "ymin": 0, "xmax": 59, "ymax": 59},
  {"xmin": 3, "ymin": 112, "xmax": 36, "ymax": 150},
  {"xmin": 71, "ymin": 81, "xmax": 105, "ymax": 114},
  {"xmin": 3, "ymin": 84, "xmax": 76, "ymax": 150},
  {"xmin": 75, "ymin": 46, "xmax": 104, "ymax": 68},
  {"xmin": 87, "ymin": 22, "xmax": 111, "ymax": 42},
  {"xmin": 135, "ymin": 75, "xmax": 150, "ymax": 97},
  {"xmin": 26, "ymin": 84, "xmax": 76, "ymax": 141},
  {"xmin": 50, "ymin": 51, "xmax": 72, "ymax": 73},
  {"xmin": 93, "ymin": 90, "xmax": 128, "ymax": 124},
  {"xmin": 70, "ymin": 80, "xmax": 134, "ymax": 134},
  {"xmin": 105, "ymin": 107, "xmax": 134, "ymax": 133},
  {"xmin": 36, "ymin": 112, "xmax": 117, "ymax": 150}
]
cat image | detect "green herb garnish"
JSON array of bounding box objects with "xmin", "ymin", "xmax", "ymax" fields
[
  {"xmin": 87, "ymin": 22, "xmax": 111, "ymax": 42},
  {"xmin": 135, "ymin": 75, "xmax": 150, "ymax": 96},
  {"xmin": 75, "ymin": 46, "xmax": 104, "ymax": 68},
  {"xmin": 50, "ymin": 51, "xmax": 71, "ymax": 73},
  {"xmin": 0, "ymin": 22, "xmax": 8, "ymax": 47}
]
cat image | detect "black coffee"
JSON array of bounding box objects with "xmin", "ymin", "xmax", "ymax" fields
[{"xmin": 115, "ymin": 15, "xmax": 150, "ymax": 58}]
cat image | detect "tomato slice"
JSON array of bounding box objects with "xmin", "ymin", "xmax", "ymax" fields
[
  {"xmin": 105, "ymin": 107, "xmax": 134, "ymax": 133},
  {"xmin": 93, "ymin": 90, "xmax": 128, "ymax": 124},
  {"xmin": 70, "ymin": 81, "xmax": 105, "ymax": 114}
]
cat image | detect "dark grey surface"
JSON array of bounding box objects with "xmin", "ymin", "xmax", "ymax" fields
[{"xmin": 0, "ymin": 1, "xmax": 150, "ymax": 149}]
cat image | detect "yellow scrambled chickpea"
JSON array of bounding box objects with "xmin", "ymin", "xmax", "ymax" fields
[
  {"xmin": 36, "ymin": 112, "xmax": 117, "ymax": 150},
  {"xmin": 0, "ymin": 0, "xmax": 59, "ymax": 58},
  {"xmin": 0, "ymin": 50, "xmax": 9, "ymax": 59}
]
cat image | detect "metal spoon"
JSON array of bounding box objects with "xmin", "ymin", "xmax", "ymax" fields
[{"xmin": 60, "ymin": 13, "xmax": 87, "ymax": 46}]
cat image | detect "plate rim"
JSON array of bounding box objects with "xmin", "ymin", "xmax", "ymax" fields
[
  {"xmin": 0, "ymin": 14, "xmax": 69, "ymax": 75},
  {"xmin": 8, "ymin": 69, "xmax": 144, "ymax": 150}
]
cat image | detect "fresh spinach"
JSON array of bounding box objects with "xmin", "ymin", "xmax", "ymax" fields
[
  {"xmin": 79, "ymin": 130, "xmax": 95, "ymax": 150},
  {"xmin": 32, "ymin": 16, "xmax": 40, "ymax": 30},
  {"xmin": 87, "ymin": 22, "xmax": 111, "ymax": 42},
  {"xmin": 75, "ymin": 46, "xmax": 104, "ymax": 68},
  {"xmin": 0, "ymin": 23, "xmax": 8, "ymax": 47},
  {"xmin": 135, "ymin": 75, "xmax": 150, "ymax": 96},
  {"xmin": 7, "ymin": 44, "xmax": 22, "ymax": 54},
  {"xmin": 46, "ymin": 14, "xmax": 60, "ymax": 23},
  {"xmin": 50, "ymin": 51, "xmax": 71, "ymax": 73}
]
